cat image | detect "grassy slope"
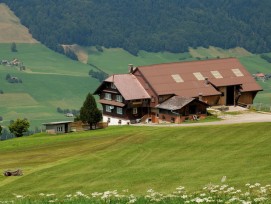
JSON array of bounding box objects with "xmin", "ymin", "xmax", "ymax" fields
[
  {"xmin": 0, "ymin": 124, "xmax": 270, "ymax": 197},
  {"xmin": 0, "ymin": 43, "xmax": 99, "ymax": 129}
]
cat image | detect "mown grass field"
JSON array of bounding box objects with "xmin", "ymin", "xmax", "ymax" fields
[{"xmin": 0, "ymin": 123, "xmax": 270, "ymax": 198}]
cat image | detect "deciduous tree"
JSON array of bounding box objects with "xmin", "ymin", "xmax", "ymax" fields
[{"xmin": 8, "ymin": 118, "xmax": 30, "ymax": 137}]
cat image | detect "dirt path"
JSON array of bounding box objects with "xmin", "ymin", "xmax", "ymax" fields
[{"xmin": 135, "ymin": 111, "xmax": 271, "ymax": 127}]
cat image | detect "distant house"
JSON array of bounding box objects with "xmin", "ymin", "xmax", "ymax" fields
[
  {"xmin": 43, "ymin": 121, "xmax": 73, "ymax": 134},
  {"xmin": 94, "ymin": 58, "xmax": 262, "ymax": 124}
]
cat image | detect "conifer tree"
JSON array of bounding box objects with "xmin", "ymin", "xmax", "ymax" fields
[{"xmin": 79, "ymin": 93, "xmax": 102, "ymax": 129}]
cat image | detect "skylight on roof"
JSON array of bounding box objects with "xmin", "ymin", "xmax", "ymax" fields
[
  {"xmin": 232, "ymin": 68, "xmax": 244, "ymax": 77},
  {"xmin": 193, "ymin": 72, "xmax": 205, "ymax": 80},
  {"xmin": 171, "ymin": 74, "xmax": 184, "ymax": 83},
  {"xmin": 211, "ymin": 71, "xmax": 223, "ymax": 79}
]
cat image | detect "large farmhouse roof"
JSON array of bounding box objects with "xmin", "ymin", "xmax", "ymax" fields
[
  {"xmin": 104, "ymin": 74, "xmax": 150, "ymax": 100},
  {"xmin": 136, "ymin": 58, "xmax": 262, "ymax": 97}
]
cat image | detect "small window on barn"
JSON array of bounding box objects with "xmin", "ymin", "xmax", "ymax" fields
[
  {"xmin": 211, "ymin": 71, "xmax": 223, "ymax": 79},
  {"xmin": 193, "ymin": 72, "xmax": 205, "ymax": 80},
  {"xmin": 171, "ymin": 74, "xmax": 184, "ymax": 83},
  {"xmin": 232, "ymin": 68, "xmax": 244, "ymax": 77}
]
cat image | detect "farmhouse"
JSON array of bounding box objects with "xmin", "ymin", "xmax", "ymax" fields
[{"xmin": 94, "ymin": 58, "xmax": 262, "ymax": 124}]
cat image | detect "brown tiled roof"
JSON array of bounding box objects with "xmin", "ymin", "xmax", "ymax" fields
[
  {"xmin": 156, "ymin": 96, "xmax": 195, "ymax": 110},
  {"xmin": 137, "ymin": 58, "xmax": 262, "ymax": 97},
  {"xmin": 105, "ymin": 74, "xmax": 150, "ymax": 100},
  {"xmin": 99, "ymin": 99, "xmax": 125, "ymax": 107}
]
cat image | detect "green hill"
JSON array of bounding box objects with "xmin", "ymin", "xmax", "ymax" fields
[
  {"xmin": 0, "ymin": 43, "xmax": 99, "ymax": 129},
  {"xmin": 0, "ymin": 123, "xmax": 270, "ymax": 198}
]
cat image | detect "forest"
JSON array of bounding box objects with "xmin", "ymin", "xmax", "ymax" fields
[{"xmin": 1, "ymin": 0, "xmax": 271, "ymax": 55}]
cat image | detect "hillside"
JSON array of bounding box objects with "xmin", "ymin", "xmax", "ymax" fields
[
  {"xmin": 0, "ymin": 124, "xmax": 271, "ymax": 198},
  {"xmin": 0, "ymin": 3, "xmax": 37, "ymax": 43},
  {"xmin": 2, "ymin": 0, "xmax": 271, "ymax": 54}
]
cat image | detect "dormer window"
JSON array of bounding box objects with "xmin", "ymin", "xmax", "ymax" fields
[{"xmin": 111, "ymin": 83, "xmax": 116, "ymax": 89}]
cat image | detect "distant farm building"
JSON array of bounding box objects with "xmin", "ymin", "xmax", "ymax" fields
[{"xmin": 43, "ymin": 121, "xmax": 73, "ymax": 134}]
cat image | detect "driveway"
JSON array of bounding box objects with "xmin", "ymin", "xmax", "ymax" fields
[{"xmin": 135, "ymin": 108, "xmax": 271, "ymax": 127}]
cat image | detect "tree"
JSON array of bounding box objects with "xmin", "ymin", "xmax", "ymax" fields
[
  {"xmin": 8, "ymin": 118, "xmax": 30, "ymax": 137},
  {"xmin": 79, "ymin": 93, "xmax": 102, "ymax": 129},
  {"xmin": 0, "ymin": 125, "xmax": 2, "ymax": 135},
  {"xmin": 11, "ymin": 42, "xmax": 18, "ymax": 52}
]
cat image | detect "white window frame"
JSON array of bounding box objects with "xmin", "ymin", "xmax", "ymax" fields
[
  {"xmin": 105, "ymin": 93, "xmax": 112, "ymax": 100},
  {"xmin": 116, "ymin": 95, "xmax": 123, "ymax": 102},
  {"xmin": 106, "ymin": 105, "xmax": 112, "ymax": 112},
  {"xmin": 117, "ymin": 107, "xmax": 123, "ymax": 115},
  {"xmin": 133, "ymin": 107, "xmax": 138, "ymax": 114},
  {"xmin": 111, "ymin": 83, "xmax": 116, "ymax": 89}
]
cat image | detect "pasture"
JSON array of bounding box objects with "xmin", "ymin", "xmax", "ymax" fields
[{"xmin": 0, "ymin": 123, "xmax": 270, "ymax": 198}]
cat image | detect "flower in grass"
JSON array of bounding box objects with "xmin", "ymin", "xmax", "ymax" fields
[
  {"xmin": 39, "ymin": 193, "xmax": 45, "ymax": 196},
  {"xmin": 91, "ymin": 192, "xmax": 102, "ymax": 198},
  {"xmin": 245, "ymin": 183, "xmax": 251, "ymax": 187},
  {"xmin": 254, "ymin": 183, "xmax": 261, "ymax": 187},
  {"xmin": 221, "ymin": 176, "xmax": 227, "ymax": 183},
  {"xmin": 46, "ymin": 193, "xmax": 55, "ymax": 197},
  {"xmin": 254, "ymin": 197, "xmax": 267, "ymax": 202}
]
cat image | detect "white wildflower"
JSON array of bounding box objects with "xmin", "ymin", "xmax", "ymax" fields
[{"xmin": 221, "ymin": 176, "xmax": 227, "ymax": 183}]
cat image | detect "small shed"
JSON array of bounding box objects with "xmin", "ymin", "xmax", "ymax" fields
[
  {"xmin": 156, "ymin": 96, "xmax": 209, "ymax": 123},
  {"xmin": 42, "ymin": 121, "xmax": 73, "ymax": 134}
]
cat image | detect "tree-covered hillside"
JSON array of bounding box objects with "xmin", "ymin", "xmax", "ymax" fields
[{"xmin": 2, "ymin": 0, "xmax": 271, "ymax": 55}]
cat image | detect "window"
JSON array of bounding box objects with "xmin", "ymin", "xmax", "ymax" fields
[
  {"xmin": 57, "ymin": 126, "xmax": 63, "ymax": 132},
  {"xmin": 171, "ymin": 74, "xmax": 184, "ymax": 83},
  {"xmin": 106, "ymin": 105, "xmax": 112, "ymax": 112},
  {"xmin": 105, "ymin": 93, "xmax": 111, "ymax": 100},
  {"xmin": 211, "ymin": 71, "xmax": 223, "ymax": 79},
  {"xmin": 232, "ymin": 68, "xmax": 244, "ymax": 77},
  {"xmin": 133, "ymin": 108, "xmax": 138, "ymax": 114},
  {"xmin": 116, "ymin": 95, "xmax": 123, "ymax": 102},
  {"xmin": 193, "ymin": 72, "xmax": 205, "ymax": 80},
  {"xmin": 111, "ymin": 83, "xmax": 116, "ymax": 89},
  {"xmin": 117, "ymin": 107, "xmax": 123, "ymax": 115}
]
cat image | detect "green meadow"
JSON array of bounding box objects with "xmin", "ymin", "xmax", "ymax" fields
[
  {"xmin": 1, "ymin": 43, "xmax": 271, "ymax": 130},
  {"xmin": 0, "ymin": 123, "xmax": 271, "ymax": 198},
  {"xmin": 0, "ymin": 43, "xmax": 99, "ymax": 129}
]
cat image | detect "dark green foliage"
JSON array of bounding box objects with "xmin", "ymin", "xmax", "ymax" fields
[
  {"xmin": 0, "ymin": 90, "xmax": 3, "ymax": 94},
  {"xmin": 89, "ymin": 69, "xmax": 108, "ymax": 82},
  {"xmin": 0, "ymin": 125, "xmax": 2, "ymax": 135},
  {"xmin": 0, "ymin": 116, "xmax": 3, "ymax": 121},
  {"xmin": 260, "ymin": 54, "xmax": 271, "ymax": 63},
  {"xmin": 10, "ymin": 42, "xmax": 17, "ymax": 52},
  {"xmin": 79, "ymin": 93, "xmax": 102, "ymax": 129},
  {"xmin": 8, "ymin": 118, "xmax": 30, "ymax": 137},
  {"xmin": 2, "ymin": 0, "xmax": 271, "ymax": 55},
  {"xmin": 5, "ymin": 74, "xmax": 11, "ymax": 80}
]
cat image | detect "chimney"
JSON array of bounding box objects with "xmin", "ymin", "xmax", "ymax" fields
[
  {"xmin": 198, "ymin": 93, "xmax": 203, "ymax": 101},
  {"xmin": 128, "ymin": 64, "xmax": 134, "ymax": 73},
  {"xmin": 205, "ymin": 77, "xmax": 209, "ymax": 85}
]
